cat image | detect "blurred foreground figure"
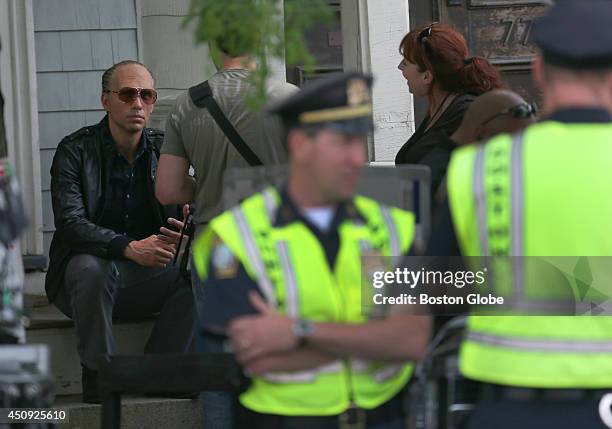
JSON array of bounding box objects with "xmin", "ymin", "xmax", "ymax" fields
[
  {"xmin": 0, "ymin": 37, "xmax": 27, "ymax": 344},
  {"xmin": 428, "ymin": 1, "xmax": 612, "ymax": 428},
  {"xmin": 155, "ymin": 30, "xmax": 297, "ymax": 429},
  {"xmin": 192, "ymin": 73, "xmax": 431, "ymax": 429}
]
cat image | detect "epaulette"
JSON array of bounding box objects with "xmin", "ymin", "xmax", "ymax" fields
[{"xmin": 65, "ymin": 126, "xmax": 94, "ymax": 142}]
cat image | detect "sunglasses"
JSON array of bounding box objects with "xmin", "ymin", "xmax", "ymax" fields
[
  {"xmin": 481, "ymin": 102, "xmax": 537, "ymax": 126},
  {"xmin": 105, "ymin": 87, "xmax": 158, "ymax": 105},
  {"xmin": 417, "ymin": 22, "xmax": 438, "ymax": 44}
]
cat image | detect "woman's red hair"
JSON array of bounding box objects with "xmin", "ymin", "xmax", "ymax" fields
[{"xmin": 399, "ymin": 23, "xmax": 503, "ymax": 96}]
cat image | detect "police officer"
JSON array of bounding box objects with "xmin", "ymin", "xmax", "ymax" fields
[
  {"xmin": 192, "ymin": 72, "xmax": 431, "ymax": 429},
  {"xmin": 427, "ymin": 1, "xmax": 612, "ymax": 427}
]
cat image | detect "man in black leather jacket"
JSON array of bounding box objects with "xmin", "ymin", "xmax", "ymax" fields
[{"xmin": 45, "ymin": 60, "xmax": 193, "ymax": 403}]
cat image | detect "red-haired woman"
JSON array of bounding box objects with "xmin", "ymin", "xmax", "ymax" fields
[{"xmin": 396, "ymin": 23, "xmax": 503, "ymax": 191}]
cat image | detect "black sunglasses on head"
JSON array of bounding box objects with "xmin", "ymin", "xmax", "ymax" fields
[
  {"xmin": 481, "ymin": 102, "xmax": 537, "ymax": 126},
  {"xmin": 417, "ymin": 22, "xmax": 438, "ymax": 44},
  {"xmin": 104, "ymin": 87, "xmax": 158, "ymax": 105}
]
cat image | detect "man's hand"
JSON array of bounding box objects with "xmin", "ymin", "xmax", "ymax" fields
[
  {"xmin": 228, "ymin": 292, "xmax": 298, "ymax": 365},
  {"xmin": 157, "ymin": 203, "xmax": 189, "ymax": 249},
  {"xmin": 124, "ymin": 234, "xmax": 176, "ymax": 267}
]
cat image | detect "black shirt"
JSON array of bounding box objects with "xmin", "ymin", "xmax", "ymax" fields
[
  {"xmin": 395, "ymin": 93, "xmax": 474, "ymax": 165},
  {"xmin": 98, "ymin": 129, "xmax": 159, "ymax": 257}
]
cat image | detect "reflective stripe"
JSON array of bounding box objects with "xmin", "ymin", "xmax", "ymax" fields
[
  {"xmin": 497, "ymin": 298, "xmax": 592, "ymax": 314},
  {"xmin": 474, "ymin": 145, "xmax": 488, "ymax": 254},
  {"xmin": 380, "ymin": 206, "xmax": 400, "ymax": 257},
  {"xmin": 318, "ymin": 360, "xmax": 344, "ymax": 374},
  {"xmin": 351, "ymin": 359, "xmax": 403, "ymax": 383},
  {"xmin": 262, "ymin": 188, "xmax": 278, "ymax": 220},
  {"xmin": 359, "ymin": 239, "xmax": 371, "ymax": 252},
  {"xmin": 261, "ymin": 360, "xmax": 343, "ymax": 383},
  {"xmin": 468, "ymin": 331, "xmax": 612, "ymax": 353},
  {"xmin": 261, "ymin": 372, "xmax": 316, "ymax": 383},
  {"xmin": 373, "ymin": 364, "xmax": 403, "ymax": 383},
  {"xmin": 511, "ymin": 132, "xmax": 525, "ymax": 299},
  {"xmin": 232, "ymin": 207, "xmax": 277, "ymax": 307},
  {"xmin": 277, "ymin": 240, "xmax": 299, "ymax": 318},
  {"xmin": 351, "ymin": 359, "xmax": 370, "ymax": 372}
]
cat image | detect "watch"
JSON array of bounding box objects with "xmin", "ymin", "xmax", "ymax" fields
[{"xmin": 292, "ymin": 318, "xmax": 314, "ymax": 345}]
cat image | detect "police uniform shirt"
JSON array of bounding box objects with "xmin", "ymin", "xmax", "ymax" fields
[
  {"xmin": 198, "ymin": 188, "xmax": 398, "ymax": 334},
  {"xmin": 426, "ymin": 107, "xmax": 612, "ymax": 257}
]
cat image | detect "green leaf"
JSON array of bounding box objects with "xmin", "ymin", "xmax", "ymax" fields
[{"xmin": 185, "ymin": 0, "xmax": 334, "ymax": 110}]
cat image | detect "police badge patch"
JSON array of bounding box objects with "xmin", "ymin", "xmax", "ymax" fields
[{"xmin": 212, "ymin": 243, "xmax": 239, "ymax": 279}]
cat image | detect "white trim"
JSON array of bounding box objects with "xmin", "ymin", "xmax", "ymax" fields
[
  {"xmin": 474, "ymin": 145, "xmax": 488, "ymax": 255},
  {"xmin": 232, "ymin": 206, "xmax": 278, "ymax": 307},
  {"xmin": 135, "ymin": 0, "xmax": 144, "ymax": 63},
  {"xmin": 277, "ymin": 240, "xmax": 299, "ymax": 318},
  {"xmin": 0, "ymin": 0, "xmax": 43, "ymax": 256},
  {"xmin": 468, "ymin": 331, "xmax": 612, "ymax": 353},
  {"xmin": 267, "ymin": 0, "xmax": 287, "ymax": 83},
  {"xmin": 341, "ymin": 0, "xmax": 414, "ymax": 162}
]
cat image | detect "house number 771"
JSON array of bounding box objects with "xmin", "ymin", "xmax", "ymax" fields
[{"xmin": 500, "ymin": 18, "xmax": 533, "ymax": 46}]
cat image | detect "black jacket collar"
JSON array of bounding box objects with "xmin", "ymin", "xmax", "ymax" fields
[{"xmin": 547, "ymin": 108, "xmax": 612, "ymax": 124}]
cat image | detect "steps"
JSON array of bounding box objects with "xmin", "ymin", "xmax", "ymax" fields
[
  {"xmin": 54, "ymin": 396, "xmax": 201, "ymax": 429},
  {"xmin": 24, "ymin": 294, "xmax": 202, "ymax": 429},
  {"xmin": 26, "ymin": 300, "xmax": 154, "ymax": 396}
]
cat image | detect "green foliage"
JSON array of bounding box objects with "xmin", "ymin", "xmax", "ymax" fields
[{"xmin": 185, "ymin": 0, "xmax": 333, "ymax": 110}]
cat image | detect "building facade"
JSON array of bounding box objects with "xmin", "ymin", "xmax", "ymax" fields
[{"xmin": 2, "ymin": 0, "xmax": 547, "ymax": 291}]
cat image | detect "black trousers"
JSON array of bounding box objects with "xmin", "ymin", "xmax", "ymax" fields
[
  {"xmin": 464, "ymin": 396, "xmax": 610, "ymax": 429},
  {"xmin": 54, "ymin": 254, "xmax": 194, "ymax": 370}
]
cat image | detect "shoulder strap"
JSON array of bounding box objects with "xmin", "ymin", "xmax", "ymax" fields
[{"xmin": 188, "ymin": 81, "xmax": 263, "ymax": 166}]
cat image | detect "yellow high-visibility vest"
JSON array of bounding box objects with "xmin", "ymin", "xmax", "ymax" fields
[
  {"xmin": 193, "ymin": 188, "xmax": 416, "ymax": 415},
  {"xmin": 448, "ymin": 121, "xmax": 612, "ymax": 388}
]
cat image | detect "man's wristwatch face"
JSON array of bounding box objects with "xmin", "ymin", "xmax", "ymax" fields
[{"xmin": 293, "ymin": 319, "xmax": 314, "ymax": 340}]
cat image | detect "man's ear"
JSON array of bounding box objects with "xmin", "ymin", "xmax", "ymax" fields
[
  {"xmin": 101, "ymin": 92, "xmax": 110, "ymax": 112},
  {"xmin": 287, "ymin": 128, "xmax": 311, "ymax": 162}
]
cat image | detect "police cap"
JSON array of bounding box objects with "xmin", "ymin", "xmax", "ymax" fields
[
  {"xmin": 532, "ymin": 0, "xmax": 612, "ymax": 70},
  {"xmin": 270, "ymin": 72, "xmax": 374, "ymax": 134}
]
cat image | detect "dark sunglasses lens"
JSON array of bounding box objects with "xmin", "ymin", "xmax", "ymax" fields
[
  {"xmin": 418, "ymin": 23, "xmax": 436, "ymax": 43},
  {"xmin": 117, "ymin": 87, "xmax": 139, "ymax": 102},
  {"xmin": 140, "ymin": 89, "xmax": 157, "ymax": 104}
]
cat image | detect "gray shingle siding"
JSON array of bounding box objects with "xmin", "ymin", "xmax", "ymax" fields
[{"xmin": 33, "ymin": 0, "xmax": 139, "ymax": 246}]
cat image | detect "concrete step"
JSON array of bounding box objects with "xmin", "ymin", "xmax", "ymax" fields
[
  {"xmin": 24, "ymin": 271, "xmax": 46, "ymax": 297},
  {"xmin": 25, "ymin": 299, "xmax": 153, "ymax": 396},
  {"xmin": 54, "ymin": 395, "xmax": 201, "ymax": 429}
]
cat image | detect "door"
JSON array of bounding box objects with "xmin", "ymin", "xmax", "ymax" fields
[{"xmin": 285, "ymin": 0, "xmax": 343, "ymax": 86}]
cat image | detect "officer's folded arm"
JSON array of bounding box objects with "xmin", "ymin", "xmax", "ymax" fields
[
  {"xmin": 200, "ymin": 243, "xmax": 430, "ymax": 372},
  {"xmin": 298, "ymin": 313, "xmax": 431, "ymax": 362},
  {"xmin": 227, "ymin": 292, "xmax": 431, "ymax": 367}
]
